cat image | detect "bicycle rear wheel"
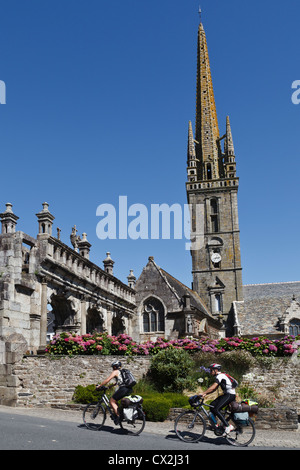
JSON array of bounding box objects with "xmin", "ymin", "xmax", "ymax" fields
[
  {"xmin": 83, "ymin": 403, "xmax": 106, "ymax": 430},
  {"xmin": 120, "ymin": 408, "xmax": 146, "ymax": 436},
  {"xmin": 174, "ymin": 410, "xmax": 206, "ymax": 443},
  {"xmin": 225, "ymin": 417, "xmax": 256, "ymax": 447}
]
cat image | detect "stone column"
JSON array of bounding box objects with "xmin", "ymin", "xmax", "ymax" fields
[
  {"xmin": 80, "ymin": 296, "xmax": 87, "ymax": 335},
  {"xmin": 39, "ymin": 279, "xmax": 48, "ymax": 352}
]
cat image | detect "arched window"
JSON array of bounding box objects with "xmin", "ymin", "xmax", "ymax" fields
[
  {"xmin": 143, "ymin": 297, "xmax": 165, "ymax": 333},
  {"xmin": 289, "ymin": 319, "xmax": 300, "ymax": 336}
]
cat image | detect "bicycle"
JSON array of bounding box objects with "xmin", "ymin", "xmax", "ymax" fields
[
  {"xmin": 174, "ymin": 396, "xmax": 256, "ymax": 447},
  {"xmin": 83, "ymin": 386, "xmax": 146, "ymax": 436}
]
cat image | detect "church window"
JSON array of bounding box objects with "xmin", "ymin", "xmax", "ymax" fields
[
  {"xmin": 143, "ymin": 313, "xmax": 150, "ymax": 332},
  {"xmin": 143, "ymin": 297, "xmax": 165, "ymax": 333},
  {"xmin": 210, "ymin": 199, "xmax": 219, "ymax": 233},
  {"xmin": 214, "ymin": 294, "xmax": 222, "ymax": 313},
  {"xmin": 210, "ymin": 199, "xmax": 218, "ymax": 213},
  {"xmin": 289, "ymin": 319, "xmax": 300, "ymax": 336},
  {"xmin": 151, "ymin": 311, "xmax": 157, "ymax": 331}
]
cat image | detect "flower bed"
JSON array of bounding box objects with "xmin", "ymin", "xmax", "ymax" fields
[{"xmin": 45, "ymin": 332, "xmax": 300, "ymax": 358}]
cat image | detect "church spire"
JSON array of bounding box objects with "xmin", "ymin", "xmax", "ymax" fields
[
  {"xmin": 195, "ymin": 22, "xmax": 220, "ymax": 180},
  {"xmin": 224, "ymin": 115, "xmax": 235, "ymax": 156},
  {"xmin": 187, "ymin": 120, "xmax": 196, "ymax": 161},
  {"xmin": 187, "ymin": 120, "xmax": 198, "ymax": 183},
  {"xmin": 223, "ymin": 115, "xmax": 237, "ymax": 178}
]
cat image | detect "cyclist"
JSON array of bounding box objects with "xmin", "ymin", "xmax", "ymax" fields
[
  {"xmin": 96, "ymin": 360, "xmax": 133, "ymax": 424},
  {"xmin": 199, "ymin": 363, "xmax": 236, "ymax": 435}
]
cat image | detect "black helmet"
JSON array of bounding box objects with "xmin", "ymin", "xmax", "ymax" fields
[
  {"xmin": 209, "ymin": 363, "xmax": 221, "ymax": 371},
  {"xmin": 111, "ymin": 360, "xmax": 122, "ymax": 369}
]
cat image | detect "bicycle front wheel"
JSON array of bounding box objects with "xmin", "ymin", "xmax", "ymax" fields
[
  {"xmin": 83, "ymin": 403, "xmax": 106, "ymax": 431},
  {"xmin": 225, "ymin": 417, "xmax": 256, "ymax": 447},
  {"xmin": 174, "ymin": 410, "xmax": 206, "ymax": 443},
  {"xmin": 120, "ymin": 408, "xmax": 146, "ymax": 436}
]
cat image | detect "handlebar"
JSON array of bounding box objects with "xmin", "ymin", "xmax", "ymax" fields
[
  {"xmin": 96, "ymin": 385, "xmax": 108, "ymax": 391},
  {"xmin": 188, "ymin": 395, "xmax": 204, "ymax": 407}
]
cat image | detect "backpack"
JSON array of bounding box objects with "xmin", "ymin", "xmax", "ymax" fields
[
  {"xmin": 225, "ymin": 373, "xmax": 238, "ymax": 389},
  {"xmin": 120, "ymin": 368, "xmax": 136, "ymax": 387}
]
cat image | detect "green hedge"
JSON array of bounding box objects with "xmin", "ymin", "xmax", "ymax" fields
[
  {"xmin": 73, "ymin": 384, "xmax": 106, "ymax": 404},
  {"xmin": 72, "ymin": 383, "xmax": 189, "ymax": 421}
]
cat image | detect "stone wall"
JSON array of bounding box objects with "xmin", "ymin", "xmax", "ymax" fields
[
  {"xmin": 12, "ymin": 355, "xmax": 151, "ymax": 407},
  {"xmin": 241, "ymin": 358, "xmax": 300, "ymax": 414},
  {"xmin": 169, "ymin": 406, "xmax": 299, "ymax": 431},
  {"xmin": 1, "ymin": 343, "xmax": 299, "ymax": 431}
]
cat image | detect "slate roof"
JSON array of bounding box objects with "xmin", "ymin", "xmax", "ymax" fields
[
  {"xmin": 159, "ymin": 267, "xmax": 212, "ymax": 318},
  {"xmin": 236, "ymin": 281, "xmax": 300, "ymax": 335}
]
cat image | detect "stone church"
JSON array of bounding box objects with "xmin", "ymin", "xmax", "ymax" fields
[
  {"xmin": 134, "ymin": 20, "xmax": 300, "ymax": 340},
  {"xmin": 1, "ymin": 19, "xmax": 300, "ymax": 353}
]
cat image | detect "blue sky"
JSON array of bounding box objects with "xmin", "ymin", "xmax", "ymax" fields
[{"xmin": 0, "ymin": 0, "xmax": 299, "ymax": 289}]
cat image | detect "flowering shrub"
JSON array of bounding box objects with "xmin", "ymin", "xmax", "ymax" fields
[{"xmin": 45, "ymin": 332, "xmax": 300, "ymax": 358}]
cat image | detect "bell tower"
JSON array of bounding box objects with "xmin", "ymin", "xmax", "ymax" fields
[{"xmin": 186, "ymin": 21, "xmax": 243, "ymax": 328}]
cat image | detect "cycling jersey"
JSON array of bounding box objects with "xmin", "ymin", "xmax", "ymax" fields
[{"xmin": 215, "ymin": 372, "xmax": 236, "ymax": 395}]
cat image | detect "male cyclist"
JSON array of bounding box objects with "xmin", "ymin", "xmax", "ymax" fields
[
  {"xmin": 199, "ymin": 363, "xmax": 236, "ymax": 435},
  {"xmin": 96, "ymin": 360, "xmax": 133, "ymax": 424}
]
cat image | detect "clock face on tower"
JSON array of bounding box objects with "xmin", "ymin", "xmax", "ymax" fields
[{"xmin": 211, "ymin": 252, "xmax": 221, "ymax": 264}]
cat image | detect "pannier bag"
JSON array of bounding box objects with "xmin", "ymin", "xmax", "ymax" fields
[
  {"xmin": 121, "ymin": 395, "xmax": 143, "ymax": 421},
  {"xmin": 123, "ymin": 407, "xmax": 138, "ymax": 421},
  {"xmin": 233, "ymin": 412, "xmax": 249, "ymax": 425}
]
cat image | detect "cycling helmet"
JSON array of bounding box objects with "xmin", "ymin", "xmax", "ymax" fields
[
  {"xmin": 111, "ymin": 360, "xmax": 122, "ymax": 369},
  {"xmin": 209, "ymin": 363, "xmax": 221, "ymax": 371}
]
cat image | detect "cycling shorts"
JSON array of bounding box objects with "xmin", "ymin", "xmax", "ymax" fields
[{"xmin": 112, "ymin": 386, "xmax": 133, "ymax": 401}]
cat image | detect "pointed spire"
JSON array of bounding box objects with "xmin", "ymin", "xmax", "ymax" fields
[
  {"xmin": 195, "ymin": 22, "xmax": 220, "ymax": 180},
  {"xmin": 187, "ymin": 121, "xmax": 196, "ymax": 161},
  {"xmin": 224, "ymin": 116, "xmax": 235, "ymax": 156}
]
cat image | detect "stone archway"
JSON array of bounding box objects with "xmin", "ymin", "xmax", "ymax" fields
[
  {"xmin": 49, "ymin": 294, "xmax": 77, "ymax": 334},
  {"xmin": 86, "ymin": 307, "xmax": 104, "ymax": 334},
  {"xmin": 111, "ymin": 312, "xmax": 125, "ymax": 336}
]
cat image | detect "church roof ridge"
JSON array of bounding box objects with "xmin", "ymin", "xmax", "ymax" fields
[{"xmin": 244, "ymin": 280, "xmax": 300, "ymax": 287}]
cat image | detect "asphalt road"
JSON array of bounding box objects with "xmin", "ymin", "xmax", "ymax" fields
[
  {"xmin": 0, "ymin": 409, "xmax": 297, "ymax": 454},
  {"xmin": 0, "ymin": 410, "xmax": 230, "ymax": 451}
]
